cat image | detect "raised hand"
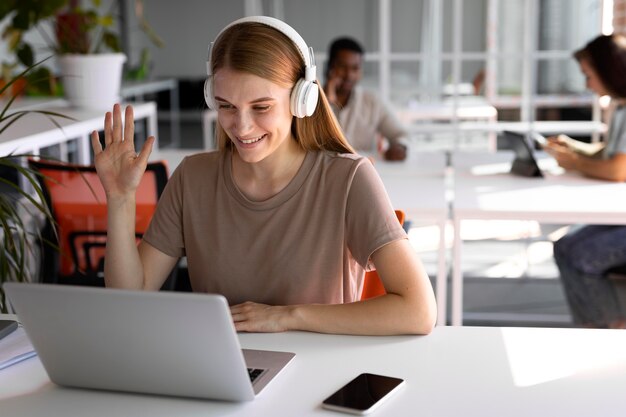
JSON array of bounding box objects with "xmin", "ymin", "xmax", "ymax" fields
[
  {"xmin": 324, "ymin": 68, "xmax": 341, "ymax": 106},
  {"xmin": 384, "ymin": 143, "xmax": 407, "ymax": 161},
  {"xmin": 91, "ymin": 104, "xmax": 155, "ymax": 198}
]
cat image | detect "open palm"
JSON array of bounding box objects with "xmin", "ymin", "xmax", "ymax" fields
[{"xmin": 91, "ymin": 104, "xmax": 155, "ymax": 198}]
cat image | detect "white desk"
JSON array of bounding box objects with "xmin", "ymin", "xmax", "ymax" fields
[
  {"xmin": 0, "ymin": 99, "xmax": 158, "ymax": 163},
  {"xmin": 451, "ymin": 150, "xmax": 626, "ymax": 326},
  {"xmin": 398, "ymin": 98, "xmax": 498, "ymax": 149},
  {"xmin": 3, "ymin": 319, "xmax": 626, "ymax": 416}
]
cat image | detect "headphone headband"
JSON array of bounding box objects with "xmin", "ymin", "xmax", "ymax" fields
[{"xmin": 206, "ymin": 16, "xmax": 316, "ymax": 81}]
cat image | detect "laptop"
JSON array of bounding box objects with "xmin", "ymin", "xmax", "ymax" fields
[
  {"xmin": 504, "ymin": 130, "xmax": 544, "ymax": 178},
  {"xmin": 4, "ymin": 282, "xmax": 295, "ymax": 401}
]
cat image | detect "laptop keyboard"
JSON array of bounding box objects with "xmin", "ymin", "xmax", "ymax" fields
[{"xmin": 247, "ymin": 367, "xmax": 265, "ymax": 382}]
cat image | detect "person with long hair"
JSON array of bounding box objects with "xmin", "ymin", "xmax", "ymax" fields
[
  {"xmin": 90, "ymin": 16, "xmax": 436, "ymax": 335},
  {"xmin": 545, "ymin": 34, "xmax": 626, "ymax": 328}
]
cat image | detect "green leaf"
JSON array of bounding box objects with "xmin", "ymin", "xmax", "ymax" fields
[
  {"xmin": 16, "ymin": 43, "xmax": 34, "ymax": 67},
  {"xmin": 102, "ymin": 31, "xmax": 121, "ymax": 52}
]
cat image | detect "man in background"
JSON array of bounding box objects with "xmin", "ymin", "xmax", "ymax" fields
[{"xmin": 324, "ymin": 37, "xmax": 409, "ymax": 161}]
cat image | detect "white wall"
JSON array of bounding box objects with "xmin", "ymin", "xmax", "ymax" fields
[{"xmin": 140, "ymin": 0, "xmax": 244, "ymax": 79}]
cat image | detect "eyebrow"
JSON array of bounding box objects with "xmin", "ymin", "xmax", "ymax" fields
[{"xmin": 214, "ymin": 96, "xmax": 276, "ymax": 104}]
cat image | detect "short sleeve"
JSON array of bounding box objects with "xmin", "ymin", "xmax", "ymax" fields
[
  {"xmin": 344, "ymin": 158, "xmax": 407, "ymax": 268},
  {"xmin": 142, "ymin": 158, "xmax": 186, "ymax": 257}
]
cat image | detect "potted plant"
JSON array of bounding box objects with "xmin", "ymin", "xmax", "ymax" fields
[
  {"xmin": 0, "ymin": 60, "xmax": 71, "ymax": 313},
  {"xmin": 0, "ymin": 0, "xmax": 163, "ymax": 109}
]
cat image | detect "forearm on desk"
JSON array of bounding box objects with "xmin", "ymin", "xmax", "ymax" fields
[
  {"xmin": 574, "ymin": 153, "xmax": 626, "ymax": 182},
  {"xmin": 290, "ymin": 293, "xmax": 436, "ymax": 336}
]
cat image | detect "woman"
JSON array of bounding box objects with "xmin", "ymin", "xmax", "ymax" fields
[
  {"xmin": 90, "ymin": 16, "xmax": 436, "ymax": 335},
  {"xmin": 545, "ymin": 34, "xmax": 626, "ymax": 328}
]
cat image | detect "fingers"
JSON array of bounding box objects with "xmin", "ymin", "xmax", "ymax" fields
[
  {"xmin": 113, "ymin": 103, "xmax": 123, "ymax": 142},
  {"xmin": 137, "ymin": 136, "xmax": 155, "ymax": 165},
  {"xmin": 91, "ymin": 130, "xmax": 103, "ymax": 154},
  {"xmin": 104, "ymin": 111, "xmax": 113, "ymax": 146},
  {"xmin": 124, "ymin": 105, "xmax": 135, "ymax": 148},
  {"xmin": 103, "ymin": 104, "xmax": 137, "ymax": 149}
]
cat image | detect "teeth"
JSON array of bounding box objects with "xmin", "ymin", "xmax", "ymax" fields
[{"xmin": 240, "ymin": 135, "xmax": 264, "ymax": 144}]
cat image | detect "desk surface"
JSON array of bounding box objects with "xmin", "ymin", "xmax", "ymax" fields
[
  {"xmin": 0, "ymin": 99, "xmax": 157, "ymax": 160},
  {"xmin": 450, "ymin": 150, "xmax": 626, "ymax": 326},
  {"xmin": 2, "ymin": 321, "xmax": 626, "ymax": 417},
  {"xmin": 452, "ymin": 150, "xmax": 626, "ymax": 224}
]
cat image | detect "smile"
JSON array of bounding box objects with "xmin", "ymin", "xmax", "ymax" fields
[{"xmin": 238, "ymin": 134, "xmax": 266, "ymax": 144}]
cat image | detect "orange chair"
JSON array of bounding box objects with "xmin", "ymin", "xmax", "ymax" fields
[
  {"xmin": 28, "ymin": 159, "xmax": 169, "ymax": 286},
  {"xmin": 360, "ymin": 209, "xmax": 405, "ymax": 300}
]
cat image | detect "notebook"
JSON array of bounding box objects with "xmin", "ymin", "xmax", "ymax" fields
[
  {"xmin": 4, "ymin": 282, "xmax": 295, "ymax": 401},
  {"xmin": 504, "ymin": 130, "xmax": 545, "ymax": 178}
]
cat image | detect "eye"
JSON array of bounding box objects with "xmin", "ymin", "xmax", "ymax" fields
[
  {"xmin": 253, "ymin": 105, "xmax": 270, "ymax": 112},
  {"xmin": 218, "ymin": 103, "xmax": 235, "ymax": 110}
]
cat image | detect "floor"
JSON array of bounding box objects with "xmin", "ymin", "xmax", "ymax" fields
[{"xmin": 158, "ymin": 116, "xmax": 577, "ymax": 328}]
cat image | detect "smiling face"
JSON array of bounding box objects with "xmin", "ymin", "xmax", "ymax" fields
[
  {"xmin": 213, "ymin": 67, "xmax": 295, "ymax": 164},
  {"xmin": 579, "ymin": 58, "xmax": 610, "ymax": 97},
  {"xmin": 328, "ymin": 49, "xmax": 363, "ymax": 96}
]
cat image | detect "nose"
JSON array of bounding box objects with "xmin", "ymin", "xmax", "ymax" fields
[{"xmin": 234, "ymin": 110, "xmax": 254, "ymax": 136}]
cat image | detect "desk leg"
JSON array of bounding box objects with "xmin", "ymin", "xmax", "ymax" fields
[
  {"xmin": 77, "ymin": 134, "xmax": 91, "ymax": 164},
  {"xmin": 436, "ymin": 219, "xmax": 447, "ymax": 326},
  {"xmin": 169, "ymin": 84, "xmax": 181, "ymax": 148},
  {"xmin": 451, "ymin": 217, "xmax": 463, "ymax": 326}
]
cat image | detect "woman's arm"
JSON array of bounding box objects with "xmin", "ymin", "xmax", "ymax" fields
[
  {"xmin": 544, "ymin": 142, "xmax": 626, "ymax": 181},
  {"xmin": 230, "ymin": 239, "xmax": 437, "ymax": 335},
  {"xmin": 570, "ymin": 153, "xmax": 626, "ymax": 181},
  {"xmin": 91, "ymin": 104, "xmax": 177, "ymax": 290}
]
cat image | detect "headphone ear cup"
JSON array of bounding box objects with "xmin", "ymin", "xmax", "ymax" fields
[
  {"xmin": 204, "ymin": 78, "xmax": 216, "ymax": 109},
  {"xmin": 290, "ymin": 78, "xmax": 319, "ymax": 118}
]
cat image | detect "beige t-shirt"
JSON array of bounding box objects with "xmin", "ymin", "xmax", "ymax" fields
[
  {"xmin": 143, "ymin": 149, "xmax": 406, "ymax": 305},
  {"xmin": 335, "ymin": 86, "xmax": 409, "ymax": 152}
]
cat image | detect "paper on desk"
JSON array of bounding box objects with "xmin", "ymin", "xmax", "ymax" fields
[
  {"xmin": 0, "ymin": 326, "xmax": 37, "ymax": 370},
  {"xmin": 558, "ymin": 134, "xmax": 606, "ymax": 156}
]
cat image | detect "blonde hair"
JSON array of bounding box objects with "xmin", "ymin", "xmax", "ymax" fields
[{"xmin": 210, "ymin": 21, "xmax": 354, "ymax": 154}]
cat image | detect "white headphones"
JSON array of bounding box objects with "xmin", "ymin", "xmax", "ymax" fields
[{"xmin": 204, "ymin": 16, "xmax": 319, "ymax": 118}]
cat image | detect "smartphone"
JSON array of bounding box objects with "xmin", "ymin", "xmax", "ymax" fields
[
  {"xmin": 321, "ymin": 373, "xmax": 405, "ymax": 415},
  {"xmin": 0, "ymin": 320, "xmax": 18, "ymax": 341}
]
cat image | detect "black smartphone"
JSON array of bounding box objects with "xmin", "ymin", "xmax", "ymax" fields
[
  {"xmin": 0, "ymin": 320, "xmax": 18, "ymax": 341},
  {"xmin": 321, "ymin": 373, "xmax": 405, "ymax": 415}
]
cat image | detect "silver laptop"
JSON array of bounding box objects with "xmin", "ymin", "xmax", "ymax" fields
[{"xmin": 4, "ymin": 282, "xmax": 295, "ymax": 401}]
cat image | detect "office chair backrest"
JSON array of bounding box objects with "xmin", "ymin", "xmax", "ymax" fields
[
  {"xmin": 28, "ymin": 159, "xmax": 169, "ymax": 283},
  {"xmin": 360, "ymin": 209, "xmax": 405, "ymax": 300}
]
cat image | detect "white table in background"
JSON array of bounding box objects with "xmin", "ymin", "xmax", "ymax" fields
[
  {"xmin": 0, "ymin": 99, "xmax": 158, "ymax": 163},
  {"xmin": 398, "ymin": 97, "xmax": 498, "ymax": 149},
  {"xmin": 3, "ymin": 316, "xmax": 626, "ymax": 417},
  {"xmin": 450, "ymin": 150, "xmax": 626, "ymax": 326}
]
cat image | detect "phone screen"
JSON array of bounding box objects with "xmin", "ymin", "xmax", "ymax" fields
[{"xmin": 322, "ymin": 373, "xmax": 405, "ymax": 415}]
